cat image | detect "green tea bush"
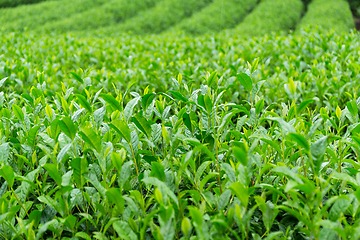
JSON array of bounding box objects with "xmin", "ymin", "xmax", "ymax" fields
[
  {"xmin": 232, "ymin": 0, "xmax": 304, "ymax": 36},
  {"xmin": 2, "ymin": 30, "xmax": 360, "ymax": 239},
  {"xmin": 39, "ymin": 0, "xmax": 160, "ymax": 33},
  {"xmin": 104, "ymin": 0, "xmax": 212, "ymax": 34},
  {"xmin": 0, "ymin": 0, "xmax": 106, "ymax": 31},
  {"xmin": 0, "ymin": 0, "xmax": 47, "ymax": 8},
  {"xmin": 296, "ymin": 0, "xmax": 354, "ymax": 33},
  {"xmin": 170, "ymin": 0, "xmax": 257, "ymax": 35}
]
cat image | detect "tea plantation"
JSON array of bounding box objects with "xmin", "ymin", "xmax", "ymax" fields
[{"xmin": 0, "ymin": 0, "xmax": 360, "ymax": 239}]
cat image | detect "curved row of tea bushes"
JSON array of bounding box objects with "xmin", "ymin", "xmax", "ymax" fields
[
  {"xmin": 0, "ymin": 0, "xmax": 106, "ymax": 31},
  {"xmin": 103, "ymin": 0, "xmax": 212, "ymax": 34},
  {"xmin": 232, "ymin": 0, "xmax": 304, "ymax": 37},
  {"xmin": 39, "ymin": 0, "xmax": 161, "ymax": 33},
  {"xmin": 296, "ymin": 0, "xmax": 354, "ymax": 33},
  {"xmin": 170, "ymin": 0, "xmax": 257, "ymax": 35}
]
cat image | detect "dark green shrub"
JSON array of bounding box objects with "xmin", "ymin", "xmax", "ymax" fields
[
  {"xmin": 0, "ymin": 0, "xmax": 47, "ymax": 8},
  {"xmin": 296, "ymin": 0, "xmax": 354, "ymax": 33},
  {"xmin": 233, "ymin": 0, "xmax": 304, "ymax": 37},
  {"xmin": 301, "ymin": 0, "xmax": 312, "ymax": 6},
  {"xmin": 170, "ymin": 0, "xmax": 257, "ymax": 35},
  {"xmin": 348, "ymin": 0, "xmax": 360, "ymax": 12},
  {"xmin": 39, "ymin": 0, "xmax": 160, "ymax": 33},
  {"xmin": 0, "ymin": 0, "xmax": 106, "ymax": 31},
  {"xmin": 107, "ymin": 0, "xmax": 212, "ymax": 34}
]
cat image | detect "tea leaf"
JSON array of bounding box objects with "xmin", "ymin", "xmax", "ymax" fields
[
  {"xmin": 70, "ymin": 72, "xmax": 84, "ymax": 84},
  {"xmin": 233, "ymin": 147, "xmax": 247, "ymax": 166},
  {"xmin": 329, "ymin": 198, "xmax": 351, "ymax": 221},
  {"xmin": 0, "ymin": 77, "xmax": 7, "ymax": 88},
  {"xmin": 109, "ymin": 119, "xmax": 131, "ymax": 143},
  {"xmin": 100, "ymin": 93, "xmax": 122, "ymax": 111},
  {"xmin": 43, "ymin": 164, "xmax": 62, "ymax": 186},
  {"xmin": 289, "ymin": 133, "xmax": 309, "ymax": 151},
  {"xmin": 76, "ymin": 94, "xmax": 92, "ymax": 113},
  {"xmin": 237, "ymin": 73, "xmax": 252, "ymax": 92},
  {"xmin": 169, "ymin": 90, "xmax": 188, "ymax": 102},
  {"xmin": 13, "ymin": 104, "xmax": 24, "ymax": 122},
  {"xmin": 181, "ymin": 217, "xmax": 192, "ymax": 238},
  {"xmin": 79, "ymin": 127, "xmax": 102, "ymax": 153},
  {"xmin": 336, "ymin": 106, "xmax": 342, "ymax": 119},
  {"xmin": 124, "ymin": 97, "xmax": 140, "ymax": 122},
  {"xmin": 218, "ymin": 190, "xmax": 231, "ymax": 211},
  {"xmin": 288, "ymin": 78, "xmax": 296, "ymax": 96},
  {"xmin": 71, "ymin": 157, "xmax": 88, "ymax": 189},
  {"xmin": 59, "ymin": 117, "xmax": 77, "ymax": 140},
  {"xmin": 150, "ymin": 162, "xmax": 166, "ymax": 182},
  {"xmin": 27, "ymin": 125, "xmax": 41, "ymax": 147},
  {"xmin": 0, "ymin": 143, "xmax": 10, "ymax": 164},
  {"xmin": 142, "ymin": 93, "xmax": 155, "ymax": 111},
  {"xmin": 0, "ymin": 165, "xmax": 14, "ymax": 188},
  {"xmin": 229, "ymin": 182, "xmax": 248, "ymax": 208},
  {"xmin": 131, "ymin": 113, "xmax": 152, "ymax": 138},
  {"xmin": 207, "ymin": 71, "xmax": 217, "ymax": 88}
]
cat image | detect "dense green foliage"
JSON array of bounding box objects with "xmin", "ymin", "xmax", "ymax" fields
[
  {"xmin": 169, "ymin": 0, "xmax": 257, "ymax": 35},
  {"xmin": 0, "ymin": 0, "xmax": 46, "ymax": 8},
  {"xmin": 0, "ymin": 0, "xmax": 105, "ymax": 32},
  {"xmin": 1, "ymin": 29, "xmax": 360, "ymax": 239},
  {"xmin": 232, "ymin": 0, "xmax": 304, "ymax": 36},
  {"xmin": 0, "ymin": 0, "xmax": 359, "ymax": 238},
  {"xmin": 39, "ymin": 0, "xmax": 160, "ymax": 33},
  {"xmin": 297, "ymin": 0, "xmax": 354, "ymax": 33},
  {"xmin": 100, "ymin": 0, "xmax": 212, "ymax": 34}
]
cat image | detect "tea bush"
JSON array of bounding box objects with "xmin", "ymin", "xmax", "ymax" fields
[
  {"xmin": 0, "ymin": 0, "xmax": 47, "ymax": 8},
  {"xmin": 0, "ymin": 0, "xmax": 106, "ymax": 31},
  {"xmin": 101, "ymin": 0, "xmax": 212, "ymax": 34},
  {"xmin": 39, "ymin": 0, "xmax": 160, "ymax": 33},
  {"xmin": 169, "ymin": 0, "xmax": 257, "ymax": 35},
  {"xmin": 232, "ymin": 0, "xmax": 304, "ymax": 36},
  {"xmin": 1, "ymin": 29, "xmax": 360, "ymax": 239},
  {"xmin": 0, "ymin": 0, "xmax": 356, "ymax": 36},
  {"xmin": 296, "ymin": 0, "xmax": 354, "ymax": 33}
]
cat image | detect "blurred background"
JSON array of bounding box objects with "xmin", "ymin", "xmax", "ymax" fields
[{"xmin": 0, "ymin": 0, "xmax": 359, "ymax": 36}]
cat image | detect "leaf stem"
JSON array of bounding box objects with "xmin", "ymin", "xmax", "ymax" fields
[
  {"xmin": 299, "ymin": 148, "xmax": 307, "ymax": 178},
  {"xmin": 130, "ymin": 143, "xmax": 143, "ymax": 196},
  {"xmin": 11, "ymin": 187, "xmax": 29, "ymax": 218}
]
